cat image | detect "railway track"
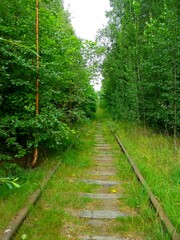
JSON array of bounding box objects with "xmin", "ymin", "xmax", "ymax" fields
[
  {"xmin": 109, "ymin": 126, "xmax": 180, "ymax": 240},
  {"xmin": 0, "ymin": 122, "xmax": 179, "ymax": 240}
]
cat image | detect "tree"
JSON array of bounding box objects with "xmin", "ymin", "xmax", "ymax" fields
[
  {"xmin": 0, "ymin": 0, "xmax": 97, "ymax": 168},
  {"xmin": 100, "ymin": 0, "xmax": 180, "ymax": 140}
]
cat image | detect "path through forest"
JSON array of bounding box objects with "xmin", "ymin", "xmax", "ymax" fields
[
  {"xmin": 13, "ymin": 120, "xmax": 173, "ymax": 240},
  {"xmin": 62, "ymin": 122, "xmax": 136, "ymax": 240}
]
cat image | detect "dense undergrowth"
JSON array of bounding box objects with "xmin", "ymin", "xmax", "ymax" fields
[{"xmin": 98, "ymin": 104, "xmax": 180, "ymax": 234}]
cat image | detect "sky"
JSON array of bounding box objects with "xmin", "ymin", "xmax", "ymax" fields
[
  {"xmin": 63, "ymin": 0, "xmax": 110, "ymax": 91},
  {"xmin": 63, "ymin": 0, "xmax": 110, "ymax": 41}
]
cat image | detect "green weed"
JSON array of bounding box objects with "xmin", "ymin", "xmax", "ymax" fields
[
  {"xmin": 13, "ymin": 124, "xmax": 96, "ymax": 239},
  {"xmin": 101, "ymin": 119, "xmax": 173, "ymax": 239},
  {"xmin": 0, "ymin": 160, "xmax": 57, "ymax": 232},
  {"xmin": 112, "ymin": 120, "xmax": 180, "ymax": 234}
]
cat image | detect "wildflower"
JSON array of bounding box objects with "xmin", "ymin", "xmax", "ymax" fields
[{"xmin": 111, "ymin": 189, "xmax": 117, "ymax": 193}]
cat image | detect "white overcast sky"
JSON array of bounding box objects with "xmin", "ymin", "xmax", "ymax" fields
[{"xmin": 63, "ymin": 0, "xmax": 110, "ymax": 40}]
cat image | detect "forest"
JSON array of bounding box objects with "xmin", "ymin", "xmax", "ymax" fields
[
  {"xmin": 100, "ymin": 0, "xmax": 179, "ymax": 146},
  {"xmin": 0, "ymin": 0, "xmax": 97, "ymax": 174},
  {"xmin": 0, "ymin": 0, "xmax": 179, "ymax": 239},
  {"xmin": 0, "ymin": 0, "xmax": 179, "ymax": 186}
]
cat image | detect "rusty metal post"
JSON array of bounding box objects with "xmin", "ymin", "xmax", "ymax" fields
[{"xmin": 32, "ymin": 0, "xmax": 39, "ymax": 167}]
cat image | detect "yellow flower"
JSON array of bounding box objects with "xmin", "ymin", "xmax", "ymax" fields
[{"xmin": 111, "ymin": 189, "xmax": 117, "ymax": 193}]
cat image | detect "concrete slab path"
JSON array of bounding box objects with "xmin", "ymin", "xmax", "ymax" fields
[{"xmin": 75, "ymin": 125, "xmax": 134, "ymax": 240}]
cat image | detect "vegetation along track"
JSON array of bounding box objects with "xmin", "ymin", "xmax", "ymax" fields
[
  {"xmin": 1, "ymin": 121, "xmax": 179, "ymax": 240},
  {"xmin": 109, "ymin": 126, "xmax": 180, "ymax": 240}
]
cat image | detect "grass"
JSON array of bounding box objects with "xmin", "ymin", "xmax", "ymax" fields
[
  {"xmin": 100, "ymin": 120, "xmax": 171, "ymax": 239},
  {"xmin": 0, "ymin": 159, "xmax": 57, "ymax": 233},
  {"xmin": 13, "ymin": 123, "xmax": 97, "ymax": 240},
  {"xmin": 108, "ymin": 120, "xmax": 180, "ymax": 234},
  {"xmin": 1, "ymin": 111, "xmax": 178, "ymax": 239},
  {"xmin": 0, "ymin": 122, "xmax": 95, "ymax": 237}
]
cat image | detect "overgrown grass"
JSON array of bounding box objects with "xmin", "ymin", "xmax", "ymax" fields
[
  {"xmin": 100, "ymin": 120, "xmax": 171, "ymax": 239},
  {"xmin": 0, "ymin": 159, "xmax": 57, "ymax": 233},
  {"xmin": 0, "ymin": 123, "xmax": 95, "ymax": 236},
  {"xmin": 13, "ymin": 123, "xmax": 97, "ymax": 240},
  {"xmin": 108, "ymin": 120, "xmax": 180, "ymax": 234},
  {"xmin": 1, "ymin": 111, "xmax": 178, "ymax": 239}
]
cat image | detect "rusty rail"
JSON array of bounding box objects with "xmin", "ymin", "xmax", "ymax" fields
[
  {"xmin": 0, "ymin": 162, "xmax": 61, "ymax": 240},
  {"xmin": 110, "ymin": 126, "xmax": 180, "ymax": 240},
  {"xmin": 0, "ymin": 132, "xmax": 81, "ymax": 240}
]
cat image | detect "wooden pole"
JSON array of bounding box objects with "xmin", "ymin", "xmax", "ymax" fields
[{"xmin": 32, "ymin": 0, "xmax": 39, "ymax": 167}]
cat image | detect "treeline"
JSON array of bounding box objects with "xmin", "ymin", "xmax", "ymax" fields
[
  {"xmin": 100, "ymin": 0, "xmax": 179, "ymax": 138},
  {"xmin": 0, "ymin": 0, "xmax": 97, "ymax": 166}
]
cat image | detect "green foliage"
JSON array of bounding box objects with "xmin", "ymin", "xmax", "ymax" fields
[
  {"xmin": 81, "ymin": 40, "xmax": 106, "ymax": 86},
  {"xmin": 0, "ymin": 177, "xmax": 20, "ymax": 189},
  {"xmin": 100, "ymin": 0, "xmax": 180, "ymax": 136},
  {"xmin": 0, "ymin": 0, "xmax": 97, "ymax": 166},
  {"xmin": 113, "ymin": 120, "xmax": 180, "ymax": 232}
]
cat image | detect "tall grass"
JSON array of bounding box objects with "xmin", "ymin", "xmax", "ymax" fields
[
  {"xmin": 100, "ymin": 120, "xmax": 172, "ymax": 239},
  {"xmin": 113, "ymin": 121, "xmax": 180, "ymax": 233}
]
